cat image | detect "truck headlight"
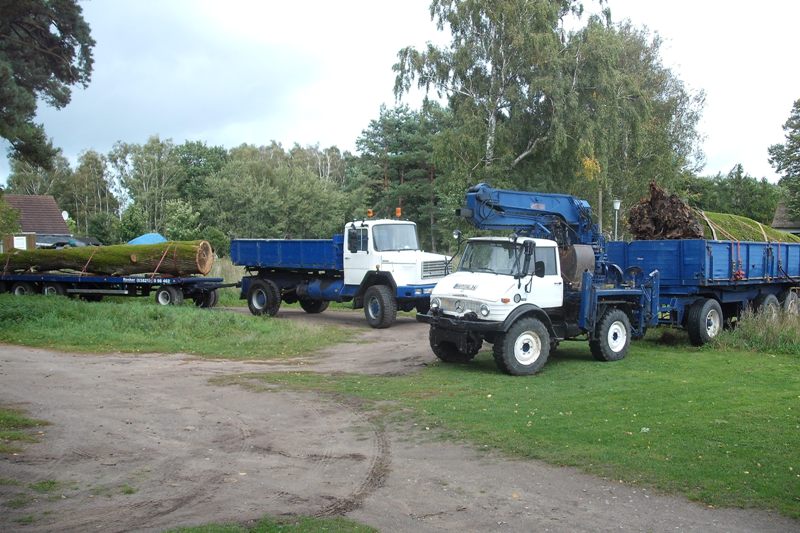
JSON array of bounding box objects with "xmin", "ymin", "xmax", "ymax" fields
[
  {"xmin": 480, "ymin": 304, "xmax": 490, "ymax": 317},
  {"xmin": 430, "ymin": 297, "xmax": 441, "ymax": 310}
]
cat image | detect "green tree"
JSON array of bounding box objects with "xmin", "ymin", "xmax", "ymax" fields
[
  {"xmin": 117, "ymin": 203, "xmax": 146, "ymax": 243},
  {"xmin": 87, "ymin": 211, "xmax": 119, "ymax": 244},
  {"xmin": 769, "ymin": 98, "xmax": 800, "ymax": 218},
  {"xmin": 109, "ymin": 136, "xmax": 181, "ymax": 233},
  {"xmin": 62, "ymin": 149, "xmax": 119, "ymax": 235},
  {"xmin": 683, "ymin": 165, "xmax": 780, "ymax": 224},
  {"xmin": 0, "ymin": 187, "xmax": 20, "ymax": 235},
  {"xmin": 394, "ymin": 0, "xmax": 583, "ymax": 169},
  {"xmin": 6, "ymin": 147, "xmax": 72, "ymax": 196},
  {"xmin": 163, "ymin": 198, "xmax": 201, "ymax": 241},
  {"xmin": 0, "ymin": 0, "xmax": 94, "ymax": 167},
  {"xmin": 174, "ymin": 140, "xmax": 227, "ymax": 211},
  {"xmin": 355, "ymin": 104, "xmax": 445, "ymax": 250}
]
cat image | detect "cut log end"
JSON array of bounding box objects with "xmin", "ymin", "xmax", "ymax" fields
[{"xmin": 195, "ymin": 240, "xmax": 214, "ymax": 275}]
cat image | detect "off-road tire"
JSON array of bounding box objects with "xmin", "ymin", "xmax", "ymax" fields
[
  {"xmin": 247, "ymin": 279, "xmax": 281, "ymax": 316},
  {"xmin": 416, "ymin": 300, "xmax": 431, "ymax": 315},
  {"xmin": 11, "ymin": 282, "xmax": 35, "ymax": 296},
  {"xmin": 299, "ymin": 299, "xmax": 329, "ymax": 314},
  {"xmin": 155, "ymin": 285, "xmax": 184, "ymax": 306},
  {"xmin": 429, "ymin": 328, "xmax": 479, "ymax": 363},
  {"xmin": 493, "ymin": 317, "xmax": 550, "ymax": 376},
  {"xmin": 590, "ymin": 308, "xmax": 631, "ymax": 361},
  {"xmin": 363, "ymin": 285, "xmax": 397, "ymax": 328},
  {"xmin": 686, "ymin": 298, "xmax": 723, "ymax": 346}
]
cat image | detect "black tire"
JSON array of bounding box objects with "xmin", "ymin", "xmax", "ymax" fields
[
  {"xmin": 0, "ymin": 281, "xmax": 7, "ymax": 293},
  {"xmin": 363, "ymin": 285, "xmax": 397, "ymax": 328},
  {"xmin": 299, "ymin": 299, "xmax": 329, "ymax": 313},
  {"xmin": 11, "ymin": 282, "xmax": 35, "ymax": 296},
  {"xmin": 754, "ymin": 293, "xmax": 780, "ymax": 319},
  {"xmin": 194, "ymin": 289, "xmax": 219, "ymax": 308},
  {"xmin": 155, "ymin": 285, "xmax": 184, "ymax": 306},
  {"xmin": 80, "ymin": 294, "xmax": 103, "ymax": 302},
  {"xmin": 416, "ymin": 300, "xmax": 431, "ymax": 315},
  {"xmin": 686, "ymin": 298, "xmax": 723, "ymax": 346},
  {"xmin": 247, "ymin": 279, "xmax": 280, "ymax": 316},
  {"xmin": 590, "ymin": 308, "xmax": 632, "ymax": 361},
  {"xmin": 42, "ymin": 283, "xmax": 66, "ymax": 296},
  {"xmin": 428, "ymin": 328, "xmax": 480, "ymax": 363},
  {"xmin": 492, "ymin": 317, "xmax": 550, "ymax": 376},
  {"xmin": 782, "ymin": 291, "xmax": 798, "ymax": 315}
]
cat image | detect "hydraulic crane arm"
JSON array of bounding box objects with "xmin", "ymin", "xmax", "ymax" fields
[{"xmin": 456, "ymin": 183, "xmax": 603, "ymax": 248}]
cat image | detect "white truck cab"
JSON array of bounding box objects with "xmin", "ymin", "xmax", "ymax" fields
[{"xmin": 429, "ymin": 236, "xmax": 563, "ymax": 321}]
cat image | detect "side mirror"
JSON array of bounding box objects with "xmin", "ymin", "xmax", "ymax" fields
[{"xmin": 534, "ymin": 260, "xmax": 545, "ymax": 278}]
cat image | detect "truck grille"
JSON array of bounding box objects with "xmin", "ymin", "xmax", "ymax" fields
[
  {"xmin": 438, "ymin": 297, "xmax": 482, "ymax": 314},
  {"xmin": 422, "ymin": 260, "xmax": 447, "ymax": 279}
]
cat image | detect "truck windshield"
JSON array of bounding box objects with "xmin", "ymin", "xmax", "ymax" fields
[
  {"xmin": 459, "ymin": 241, "xmax": 523, "ymax": 276},
  {"xmin": 373, "ymin": 224, "xmax": 420, "ymax": 251}
]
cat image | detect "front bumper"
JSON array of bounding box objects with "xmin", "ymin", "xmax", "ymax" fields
[{"xmin": 416, "ymin": 310, "xmax": 504, "ymax": 333}]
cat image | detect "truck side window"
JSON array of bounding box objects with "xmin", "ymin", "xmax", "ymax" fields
[
  {"xmin": 348, "ymin": 228, "xmax": 369, "ymax": 252},
  {"xmin": 533, "ymin": 247, "xmax": 557, "ymax": 275}
]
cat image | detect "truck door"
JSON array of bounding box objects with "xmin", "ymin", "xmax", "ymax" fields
[
  {"xmin": 528, "ymin": 246, "xmax": 563, "ymax": 309},
  {"xmin": 344, "ymin": 225, "xmax": 373, "ymax": 286}
]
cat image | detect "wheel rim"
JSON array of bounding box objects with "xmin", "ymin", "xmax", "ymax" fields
[
  {"xmin": 251, "ymin": 289, "xmax": 267, "ymax": 310},
  {"xmin": 158, "ymin": 290, "xmax": 172, "ymax": 305},
  {"xmin": 367, "ymin": 296, "xmax": 381, "ymax": 319},
  {"xmin": 43, "ymin": 286, "xmax": 56, "ymax": 296},
  {"xmin": 13, "ymin": 285, "xmax": 28, "ymax": 296},
  {"xmin": 705, "ymin": 308, "xmax": 722, "ymax": 338},
  {"xmin": 607, "ymin": 321, "xmax": 628, "ymax": 352},
  {"xmin": 513, "ymin": 330, "xmax": 542, "ymax": 365},
  {"xmin": 788, "ymin": 295, "xmax": 798, "ymax": 315}
]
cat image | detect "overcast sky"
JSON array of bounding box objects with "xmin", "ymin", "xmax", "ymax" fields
[{"xmin": 1, "ymin": 0, "xmax": 798, "ymax": 186}]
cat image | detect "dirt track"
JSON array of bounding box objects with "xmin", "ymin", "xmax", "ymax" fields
[{"xmin": 0, "ymin": 308, "xmax": 797, "ymax": 532}]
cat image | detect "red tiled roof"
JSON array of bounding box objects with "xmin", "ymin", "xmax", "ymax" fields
[{"xmin": 4, "ymin": 195, "xmax": 70, "ymax": 235}]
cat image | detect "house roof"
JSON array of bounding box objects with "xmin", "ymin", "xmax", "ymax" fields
[{"xmin": 4, "ymin": 195, "xmax": 70, "ymax": 235}]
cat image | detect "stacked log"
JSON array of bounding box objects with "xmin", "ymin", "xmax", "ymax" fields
[{"xmin": 0, "ymin": 240, "xmax": 214, "ymax": 276}]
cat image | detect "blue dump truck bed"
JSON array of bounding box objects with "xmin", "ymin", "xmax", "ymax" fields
[
  {"xmin": 607, "ymin": 239, "xmax": 800, "ymax": 287},
  {"xmin": 230, "ymin": 235, "xmax": 345, "ymax": 271}
]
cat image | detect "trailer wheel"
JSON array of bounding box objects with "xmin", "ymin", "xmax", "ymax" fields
[
  {"xmin": 429, "ymin": 328, "xmax": 479, "ymax": 363},
  {"xmin": 299, "ymin": 299, "xmax": 329, "ymax": 314},
  {"xmin": 493, "ymin": 317, "xmax": 550, "ymax": 376},
  {"xmin": 0, "ymin": 281, "xmax": 7, "ymax": 293},
  {"xmin": 155, "ymin": 286, "xmax": 184, "ymax": 306},
  {"xmin": 781, "ymin": 291, "xmax": 798, "ymax": 315},
  {"xmin": 416, "ymin": 300, "xmax": 430, "ymax": 315},
  {"xmin": 11, "ymin": 282, "xmax": 35, "ymax": 296},
  {"xmin": 754, "ymin": 293, "xmax": 780, "ymax": 319},
  {"xmin": 247, "ymin": 279, "xmax": 280, "ymax": 316},
  {"xmin": 590, "ymin": 308, "xmax": 631, "ymax": 361},
  {"xmin": 194, "ymin": 289, "xmax": 219, "ymax": 308},
  {"xmin": 42, "ymin": 283, "xmax": 66, "ymax": 296},
  {"xmin": 686, "ymin": 298, "xmax": 723, "ymax": 346},
  {"xmin": 363, "ymin": 285, "xmax": 397, "ymax": 328}
]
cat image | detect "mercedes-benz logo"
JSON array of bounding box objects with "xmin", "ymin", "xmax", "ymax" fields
[{"xmin": 454, "ymin": 300, "xmax": 464, "ymax": 313}]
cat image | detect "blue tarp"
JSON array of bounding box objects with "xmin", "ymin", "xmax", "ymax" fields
[{"xmin": 128, "ymin": 233, "xmax": 167, "ymax": 245}]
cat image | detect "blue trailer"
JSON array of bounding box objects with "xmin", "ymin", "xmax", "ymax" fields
[
  {"xmin": 606, "ymin": 239, "xmax": 800, "ymax": 344},
  {"xmin": 230, "ymin": 219, "xmax": 449, "ymax": 328},
  {"xmin": 0, "ymin": 272, "xmax": 223, "ymax": 307}
]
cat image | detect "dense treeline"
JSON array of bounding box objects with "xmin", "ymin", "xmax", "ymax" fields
[{"xmin": 1, "ymin": 1, "xmax": 795, "ymax": 250}]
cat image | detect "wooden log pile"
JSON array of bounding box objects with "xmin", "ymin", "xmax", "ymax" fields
[
  {"xmin": 0, "ymin": 240, "xmax": 214, "ymax": 276},
  {"xmin": 628, "ymin": 182, "xmax": 704, "ymax": 240}
]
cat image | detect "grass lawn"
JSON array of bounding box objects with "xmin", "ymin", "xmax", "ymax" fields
[
  {"xmin": 230, "ymin": 335, "xmax": 800, "ymax": 518},
  {"xmin": 0, "ymin": 294, "xmax": 352, "ymax": 359},
  {"xmin": 0, "ymin": 408, "xmax": 48, "ymax": 454},
  {"xmin": 167, "ymin": 515, "xmax": 376, "ymax": 533}
]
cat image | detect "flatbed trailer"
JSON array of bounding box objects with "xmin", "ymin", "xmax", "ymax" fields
[
  {"xmin": 0, "ymin": 272, "xmax": 225, "ymax": 307},
  {"xmin": 606, "ymin": 239, "xmax": 800, "ymax": 344}
]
